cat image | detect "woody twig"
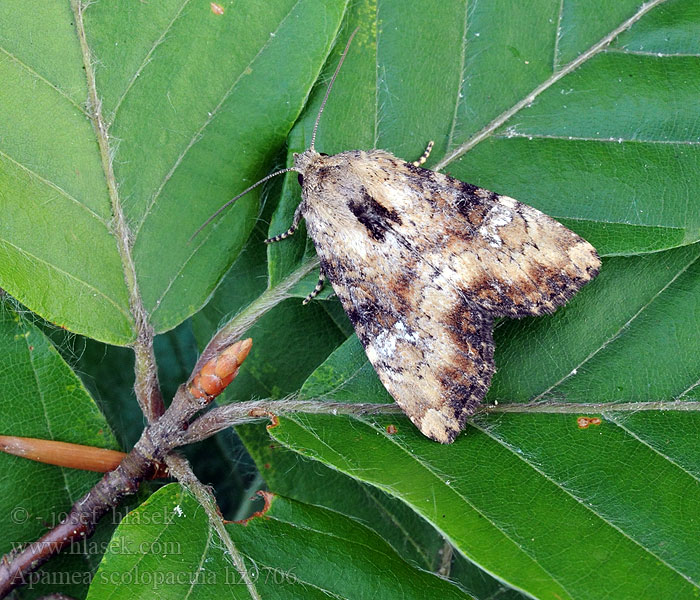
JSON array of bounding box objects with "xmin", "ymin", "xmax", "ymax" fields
[
  {"xmin": 0, "ymin": 339, "xmax": 252, "ymax": 598},
  {"xmin": 180, "ymin": 396, "xmax": 700, "ymax": 444}
]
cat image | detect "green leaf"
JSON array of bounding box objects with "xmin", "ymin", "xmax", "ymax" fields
[
  {"xmin": 4, "ymin": 1, "xmax": 696, "ymax": 339},
  {"xmin": 0, "ymin": 301, "xmax": 121, "ymax": 598},
  {"xmin": 239, "ymin": 422, "xmax": 448, "ymax": 571},
  {"xmin": 242, "ymin": 419, "xmax": 527, "ymax": 597},
  {"xmin": 88, "ymin": 483, "xmax": 471, "ymax": 599},
  {"xmin": 491, "ymin": 243, "xmax": 700, "ymax": 402},
  {"xmin": 0, "ymin": 0, "xmax": 348, "ymax": 344},
  {"xmin": 270, "ymin": 401, "xmax": 700, "ymax": 600},
  {"xmin": 268, "ymin": 242, "xmax": 700, "ymax": 599},
  {"xmin": 272, "ymin": 409, "xmax": 700, "ymax": 599}
]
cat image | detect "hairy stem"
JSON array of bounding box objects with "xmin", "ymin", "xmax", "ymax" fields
[
  {"xmin": 167, "ymin": 454, "xmax": 261, "ymax": 599},
  {"xmin": 73, "ymin": 0, "xmax": 164, "ymax": 420},
  {"xmin": 183, "ymin": 397, "xmax": 700, "ymax": 443},
  {"xmin": 192, "ymin": 257, "xmax": 319, "ymax": 375}
]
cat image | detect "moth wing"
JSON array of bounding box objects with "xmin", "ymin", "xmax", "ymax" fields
[
  {"xmin": 376, "ymin": 158, "xmax": 601, "ymax": 318},
  {"xmin": 443, "ymin": 189, "xmax": 601, "ymax": 317},
  {"xmin": 315, "ymin": 256, "xmax": 495, "ymax": 443}
]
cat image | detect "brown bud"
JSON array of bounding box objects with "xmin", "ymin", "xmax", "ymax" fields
[{"xmin": 188, "ymin": 338, "xmax": 252, "ymax": 401}]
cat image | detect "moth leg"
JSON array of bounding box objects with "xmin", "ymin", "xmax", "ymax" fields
[
  {"xmin": 411, "ymin": 141, "xmax": 434, "ymax": 167},
  {"xmin": 302, "ymin": 271, "xmax": 326, "ymax": 305},
  {"xmin": 264, "ymin": 202, "xmax": 305, "ymax": 244}
]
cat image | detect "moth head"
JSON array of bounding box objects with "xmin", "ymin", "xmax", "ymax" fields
[{"xmin": 292, "ymin": 148, "xmax": 322, "ymax": 178}]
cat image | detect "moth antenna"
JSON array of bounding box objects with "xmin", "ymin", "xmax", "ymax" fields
[
  {"xmin": 310, "ymin": 26, "xmax": 360, "ymax": 151},
  {"xmin": 190, "ymin": 167, "xmax": 299, "ymax": 241}
]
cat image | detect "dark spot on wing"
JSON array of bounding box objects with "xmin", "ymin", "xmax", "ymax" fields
[
  {"xmin": 319, "ymin": 257, "xmax": 339, "ymax": 282},
  {"xmin": 445, "ymin": 298, "xmax": 494, "ymax": 361},
  {"xmin": 386, "ymin": 265, "xmax": 420, "ymax": 313},
  {"xmin": 454, "ymin": 181, "xmax": 498, "ymax": 218},
  {"xmin": 459, "ymin": 181, "xmax": 481, "ymax": 198},
  {"xmin": 344, "ymin": 289, "xmax": 381, "ymax": 336},
  {"xmin": 438, "ymin": 296, "xmax": 495, "ymax": 417},
  {"xmin": 316, "ymin": 165, "xmax": 339, "ymax": 180},
  {"xmin": 462, "ymin": 273, "xmax": 521, "ymax": 316},
  {"xmin": 347, "ymin": 188, "xmax": 402, "ymax": 242},
  {"xmin": 586, "ymin": 260, "xmax": 601, "ymax": 279}
]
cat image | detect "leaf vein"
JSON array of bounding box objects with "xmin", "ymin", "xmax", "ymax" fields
[
  {"xmin": 0, "ymin": 45, "xmax": 87, "ymax": 115},
  {"xmin": 108, "ymin": 0, "xmax": 194, "ymax": 125},
  {"xmin": 473, "ymin": 419, "xmax": 700, "ymax": 588},
  {"xmin": 605, "ymin": 47, "xmax": 700, "ymax": 58},
  {"xmin": 494, "ymin": 133, "xmax": 700, "ymax": 145},
  {"xmin": 445, "ymin": 0, "xmax": 469, "ymax": 152},
  {"xmin": 532, "ymin": 251, "xmax": 700, "ymax": 401},
  {"xmin": 433, "ymin": 0, "xmax": 668, "ymax": 171},
  {"xmin": 0, "ymin": 149, "xmax": 110, "ymax": 227},
  {"xmin": 0, "ymin": 237, "xmax": 132, "ymax": 323},
  {"xmin": 553, "ymin": 0, "xmax": 565, "ymax": 71},
  {"xmin": 604, "ymin": 414, "xmax": 700, "ymax": 485}
]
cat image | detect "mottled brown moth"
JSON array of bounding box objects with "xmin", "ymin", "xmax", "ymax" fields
[{"xmin": 198, "ymin": 30, "xmax": 600, "ymax": 443}]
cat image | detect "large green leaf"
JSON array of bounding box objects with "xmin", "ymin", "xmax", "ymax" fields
[
  {"xmin": 268, "ymin": 240, "xmax": 700, "ymax": 599},
  {"xmin": 0, "ymin": 0, "xmax": 348, "ymax": 344},
  {"xmin": 270, "ymin": 409, "xmax": 700, "ymax": 600},
  {"xmin": 239, "ymin": 422, "xmax": 448, "ymax": 570},
  {"xmin": 183, "ymin": 1, "xmax": 700, "ymax": 597},
  {"xmin": 0, "ymin": 302, "xmax": 121, "ymax": 598},
  {"xmin": 87, "ymin": 483, "xmax": 471, "ymax": 599}
]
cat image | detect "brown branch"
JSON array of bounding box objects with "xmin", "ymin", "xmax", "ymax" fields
[
  {"xmin": 0, "ymin": 445, "xmax": 158, "ymax": 597},
  {"xmin": 0, "ymin": 339, "xmax": 251, "ymax": 598},
  {"xmin": 181, "ymin": 396, "xmax": 700, "ymax": 444}
]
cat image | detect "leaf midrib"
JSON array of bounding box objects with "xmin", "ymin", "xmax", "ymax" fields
[{"xmin": 434, "ymin": 0, "xmax": 669, "ymax": 171}]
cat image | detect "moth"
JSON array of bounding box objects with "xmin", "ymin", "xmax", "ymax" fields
[{"xmin": 198, "ymin": 31, "xmax": 600, "ymax": 443}]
